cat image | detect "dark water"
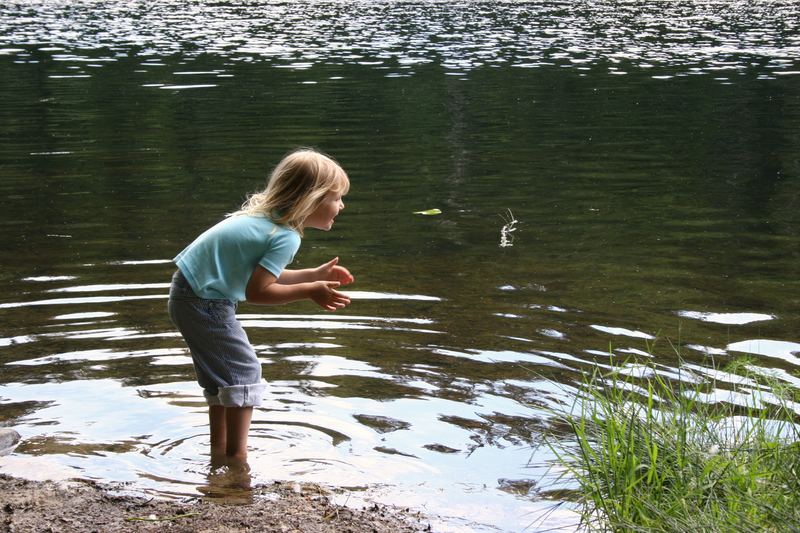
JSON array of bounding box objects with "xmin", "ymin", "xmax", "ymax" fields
[{"xmin": 1, "ymin": 2, "xmax": 799, "ymax": 531}]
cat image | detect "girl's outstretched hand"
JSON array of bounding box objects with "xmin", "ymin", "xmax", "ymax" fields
[
  {"xmin": 316, "ymin": 257, "xmax": 355, "ymax": 286},
  {"xmin": 311, "ymin": 281, "xmax": 351, "ymax": 311}
]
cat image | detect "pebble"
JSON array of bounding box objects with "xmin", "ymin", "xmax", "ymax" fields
[{"xmin": 0, "ymin": 428, "xmax": 21, "ymax": 456}]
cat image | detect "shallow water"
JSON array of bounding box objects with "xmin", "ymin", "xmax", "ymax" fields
[{"xmin": 1, "ymin": 2, "xmax": 799, "ymax": 531}]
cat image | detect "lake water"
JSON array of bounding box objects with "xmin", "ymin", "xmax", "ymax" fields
[{"xmin": 1, "ymin": 1, "xmax": 799, "ymax": 531}]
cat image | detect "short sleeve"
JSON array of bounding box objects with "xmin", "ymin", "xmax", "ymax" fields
[{"xmin": 258, "ymin": 229, "xmax": 301, "ymax": 278}]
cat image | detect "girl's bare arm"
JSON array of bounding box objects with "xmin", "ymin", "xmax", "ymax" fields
[
  {"xmin": 277, "ymin": 257, "xmax": 354, "ymax": 286},
  {"xmin": 246, "ymin": 265, "xmax": 350, "ymax": 311}
]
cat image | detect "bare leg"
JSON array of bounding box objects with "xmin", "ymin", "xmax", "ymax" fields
[
  {"xmin": 209, "ymin": 405, "xmax": 227, "ymax": 461},
  {"xmin": 225, "ymin": 406, "xmax": 253, "ymax": 460}
]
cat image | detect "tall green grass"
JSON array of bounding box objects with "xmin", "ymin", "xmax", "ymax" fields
[{"xmin": 542, "ymin": 355, "xmax": 800, "ymax": 532}]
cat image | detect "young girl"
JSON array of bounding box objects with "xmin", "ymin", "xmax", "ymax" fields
[{"xmin": 168, "ymin": 148, "xmax": 353, "ymax": 462}]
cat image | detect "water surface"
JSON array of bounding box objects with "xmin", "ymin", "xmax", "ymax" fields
[{"xmin": 1, "ymin": 2, "xmax": 799, "ymax": 531}]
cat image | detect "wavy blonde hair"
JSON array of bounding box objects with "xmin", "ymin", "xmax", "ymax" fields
[{"xmin": 233, "ymin": 148, "xmax": 349, "ymax": 235}]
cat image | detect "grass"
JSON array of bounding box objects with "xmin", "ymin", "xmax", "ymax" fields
[{"xmin": 540, "ymin": 352, "xmax": 800, "ymax": 532}]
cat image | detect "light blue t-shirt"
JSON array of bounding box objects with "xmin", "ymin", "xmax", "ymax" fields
[{"xmin": 174, "ymin": 215, "xmax": 301, "ymax": 302}]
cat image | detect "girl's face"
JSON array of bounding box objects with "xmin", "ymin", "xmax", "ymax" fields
[{"xmin": 303, "ymin": 190, "xmax": 345, "ymax": 231}]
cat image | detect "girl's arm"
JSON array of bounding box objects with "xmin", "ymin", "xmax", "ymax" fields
[
  {"xmin": 275, "ymin": 267, "xmax": 317, "ymax": 285},
  {"xmin": 246, "ymin": 265, "xmax": 350, "ymax": 311},
  {"xmin": 277, "ymin": 257, "xmax": 354, "ymax": 285}
]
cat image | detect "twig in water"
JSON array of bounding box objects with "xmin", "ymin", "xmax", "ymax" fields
[{"xmin": 499, "ymin": 209, "xmax": 519, "ymax": 248}]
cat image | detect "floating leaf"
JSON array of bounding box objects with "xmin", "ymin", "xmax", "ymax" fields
[{"xmin": 414, "ymin": 208, "xmax": 442, "ymax": 216}]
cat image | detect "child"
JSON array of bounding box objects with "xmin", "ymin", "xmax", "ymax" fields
[{"xmin": 168, "ymin": 148, "xmax": 354, "ymax": 462}]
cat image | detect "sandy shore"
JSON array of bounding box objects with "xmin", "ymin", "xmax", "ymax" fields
[{"xmin": 0, "ymin": 474, "xmax": 431, "ymax": 532}]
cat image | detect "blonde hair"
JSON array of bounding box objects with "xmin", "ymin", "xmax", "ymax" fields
[{"xmin": 233, "ymin": 148, "xmax": 349, "ymax": 235}]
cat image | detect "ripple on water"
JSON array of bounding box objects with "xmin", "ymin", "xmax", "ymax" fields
[
  {"xmin": 285, "ymin": 355, "xmax": 390, "ymax": 380},
  {"xmin": 0, "ymin": 1, "xmax": 797, "ymax": 77},
  {"xmin": 0, "ymin": 294, "xmax": 166, "ymax": 309},
  {"xmin": 678, "ymin": 310, "xmax": 775, "ymax": 325},
  {"xmin": 8, "ymin": 347, "xmax": 187, "ymax": 366},
  {"xmin": 53, "ymin": 311, "xmax": 116, "ymax": 320},
  {"xmin": 727, "ymin": 339, "xmax": 800, "ymax": 365},
  {"xmin": 590, "ymin": 324, "xmax": 655, "ymax": 339},
  {"xmin": 238, "ymin": 312, "xmax": 440, "ymax": 334},
  {"xmin": 22, "ymin": 276, "xmax": 77, "ymax": 282},
  {"xmin": 432, "ymin": 347, "xmax": 571, "ymax": 368}
]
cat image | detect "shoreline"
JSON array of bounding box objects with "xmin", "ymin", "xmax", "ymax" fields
[{"xmin": 0, "ymin": 473, "xmax": 432, "ymax": 532}]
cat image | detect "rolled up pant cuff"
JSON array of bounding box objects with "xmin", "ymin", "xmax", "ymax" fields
[{"xmin": 204, "ymin": 382, "xmax": 266, "ymax": 407}]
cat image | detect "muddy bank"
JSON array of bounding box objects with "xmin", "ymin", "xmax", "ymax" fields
[{"xmin": 0, "ymin": 474, "xmax": 431, "ymax": 532}]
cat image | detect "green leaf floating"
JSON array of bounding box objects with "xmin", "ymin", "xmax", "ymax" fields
[{"xmin": 414, "ymin": 208, "xmax": 442, "ymax": 215}]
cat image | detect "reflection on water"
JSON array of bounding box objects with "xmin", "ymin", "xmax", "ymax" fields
[
  {"xmin": 201, "ymin": 456, "xmax": 254, "ymax": 505},
  {"xmin": 1, "ymin": 1, "xmax": 799, "ymax": 532},
  {"xmin": 1, "ymin": 1, "xmax": 798, "ymax": 76}
]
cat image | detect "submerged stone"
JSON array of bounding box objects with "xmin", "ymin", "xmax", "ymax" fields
[
  {"xmin": 354, "ymin": 414, "xmax": 411, "ymax": 434},
  {"xmin": 0, "ymin": 428, "xmax": 21, "ymax": 456}
]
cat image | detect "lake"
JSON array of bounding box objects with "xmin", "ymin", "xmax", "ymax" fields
[{"xmin": 1, "ymin": 1, "xmax": 799, "ymax": 531}]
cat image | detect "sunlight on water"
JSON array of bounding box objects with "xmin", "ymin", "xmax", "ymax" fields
[
  {"xmin": 344, "ymin": 290, "xmax": 442, "ymax": 301},
  {"xmin": 0, "ymin": 295, "xmax": 165, "ymax": 309},
  {"xmin": 1, "ymin": 1, "xmax": 798, "ymax": 78},
  {"xmin": 589, "ymin": 325, "xmax": 655, "ymax": 340},
  {"xmin": 678, "ymin": 310, "xmax": 776, "ymax": 325},
  {"xmin": 9, "ymin": 348, "xmax": 187, "ymax": 366},
  {"xmin": 46, "ymin": 283, "xmax": 169, "ymax": 293},
  {"xmin": 727, "ymin": 339, "xmax": 800, "ymax": 365},
  {"xmin": 53, "ymin": 311, "xmax": 116, "ymax": 320},
  {"xmin": 433, "ymin": 347, "xmax": 571, "ymax": 368}
]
